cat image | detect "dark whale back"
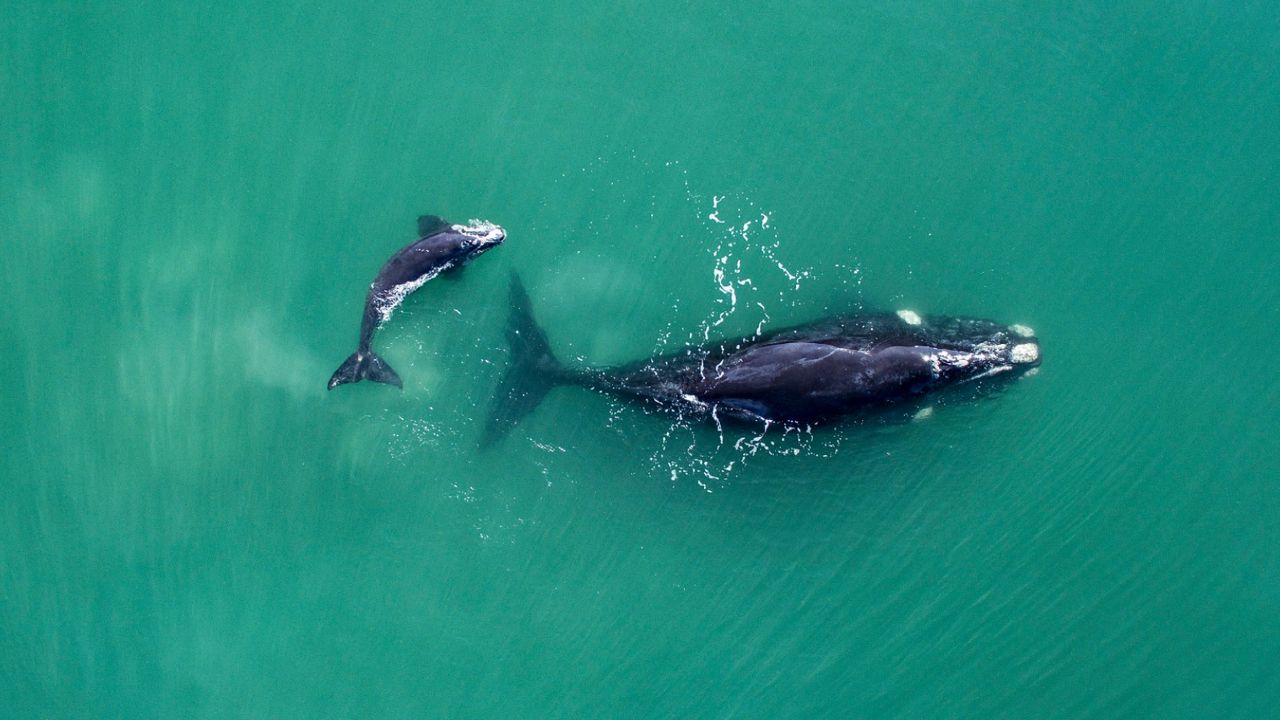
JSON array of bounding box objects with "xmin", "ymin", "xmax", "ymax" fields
[
  {"xmin": 483, "ymin": 274, "xmax": 1040, "ymax": 443},
  {"xmin": 328, "ymin": 214, "xmax": 505, "ymax": 391}
]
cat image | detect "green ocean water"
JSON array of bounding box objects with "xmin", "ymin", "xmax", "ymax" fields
[{"xmin": 3, "ymin": 2, "xmax": 1278, "ymax": 717}]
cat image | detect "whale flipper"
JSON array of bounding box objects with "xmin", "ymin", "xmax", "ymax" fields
[
  {"xmin": 328, "ymin": 352, "xmax": 403, "ymax": 390},
  {"xmin": 480, "ymin": 274, "xmax": 565, "ymax": 447},
  {"xmin": 417, "ymin": 215, "xmax": 452, "ymax": 237}
]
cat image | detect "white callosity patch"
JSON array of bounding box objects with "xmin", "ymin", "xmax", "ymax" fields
[
  {"xmin": 926, "ymin": 351, "xmax": 959, "ymax": 376},
  {"xmin": 929, "ymin": 341, "xmax": 1032, "ymax": 382},
  {"xmin": 1011, "ymin": 324, "xmax": 1035, "ymax": 338},
  {"xmin": 1011, "ymin": 343, "xmax": 1040, "ymax": 364},
  {"xmin": 897, "ymin": 309, "xmax": 923, "ymax": 326}
]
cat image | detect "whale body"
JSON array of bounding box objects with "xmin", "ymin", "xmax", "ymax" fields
[
  {"xmin": 328, "ymin": 215, "xmax": 505, "ymax": 390},
  {"xmin": 482, "ymin": 274, "xmax": 1039, "ymax": 444}
]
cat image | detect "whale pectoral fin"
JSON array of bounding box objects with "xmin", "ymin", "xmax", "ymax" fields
[
  {"xmin": 440, "ymin": 264, "xmax": 467, "ymax": 281},
  {"xmin": 417, "ymin": 214, "xmax": 451, "ymax": 237}
]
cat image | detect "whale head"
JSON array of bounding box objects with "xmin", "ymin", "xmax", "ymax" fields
[
  {"xmin": 445, "ymin": 219, "xmax": 506, "ymax": 264},
  {"xmin": 890, "ymin": 313, "xmax": 1041, "ymax": 389},
  {"xmin": 916, "ymin": 313, "xmax": 1034, "ymax": 384}
]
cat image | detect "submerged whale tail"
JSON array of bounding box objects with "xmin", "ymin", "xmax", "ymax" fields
[
  {"xmin": 481, "ymin": 273, "xmax": 566, "ymax": 447},
  {"xmin": 328, "ymin": 351, "xmax": 403, "ymax": 390}
]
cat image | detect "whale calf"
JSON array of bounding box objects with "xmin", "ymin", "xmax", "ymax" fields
[
  {"xmin": 482, "ymin": 274, "xmax": 1039, "ymax": 444},
  {"xmin": 328, "ymin": 215, "xmax": 505, "ymax": 390}
]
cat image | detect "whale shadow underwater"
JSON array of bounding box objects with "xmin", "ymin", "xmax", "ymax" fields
[
  {"xmin": 481, "ymin": 274, "xmax": 1040, "ymax": 446},
  {"xmin": 329, "ymin": 214, "xmax": 505, "ymax": 390}
]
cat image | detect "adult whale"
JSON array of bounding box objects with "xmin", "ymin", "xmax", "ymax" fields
[
  {"xmin": 482, "ymin": 274, "xmax": 1040, "ymax": 444},
  {"xmin": 328, "ymin": 215, "xmax": 505, "ymax": 390}
]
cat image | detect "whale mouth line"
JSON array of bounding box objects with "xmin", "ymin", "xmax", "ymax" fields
[{"xmin": 454, "ymin": 219, "xmax": 506, "ymax": 246}]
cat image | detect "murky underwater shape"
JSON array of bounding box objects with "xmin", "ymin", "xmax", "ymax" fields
[{"xmin": 3, "ymin": 3, "xmax": 1278, "ymax": 718}]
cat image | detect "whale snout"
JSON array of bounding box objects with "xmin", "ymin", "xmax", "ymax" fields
[
  {"xmin": 1010, "ymin": 341, "xmax": 1040, "ymax": 366},
  {"xmin": 1002, "ymin": 323, "xmax": 1040, "ymax": 370},
  {"xmin": 484, "ymin": 227, "xmax": 506, "ymax": 247},
  {"xmin": 456, "ymin": 219, "xmax": 506, "ymax": 249}
]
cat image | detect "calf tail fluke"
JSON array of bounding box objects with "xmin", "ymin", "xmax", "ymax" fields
[
  {"xmin": 328, "ymin": 351, "xmax": 403, "ymax": 390},
  {"xmin": 480, "ymin": 273, "xmax": 564, "ymax": 447}
]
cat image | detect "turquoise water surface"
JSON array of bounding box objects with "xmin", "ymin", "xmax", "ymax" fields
[{"xmin": 3, "ymin": 2, "xmax": 1278, "ymax": 717}]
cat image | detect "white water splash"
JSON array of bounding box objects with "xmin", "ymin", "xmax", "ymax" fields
[
  {"xmin": 374, "ymin": 264, "xmax": 450, "ymax": 323},
  {"xmin": 638, "ymin": 184, "xmax": 851, "ymax": 487},
  {"xmin": 452, "ymin": 219, "xmax": 505, "ymax": 244},
  {"xmin": 542, "ymin": 153, "xmax": 867, "ymax": 488}
]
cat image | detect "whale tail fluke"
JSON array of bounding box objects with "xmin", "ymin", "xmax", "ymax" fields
[
  {"xmin": 481, "ymin": 273, "xmax": 566, "ymax": 448},
  {"xmin": 328, "ymin": 351, "xmax": 403, "ymax": 390}
]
